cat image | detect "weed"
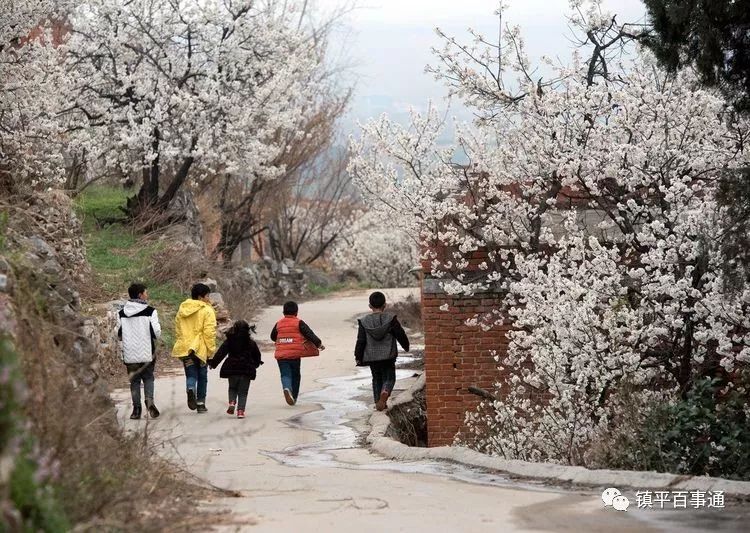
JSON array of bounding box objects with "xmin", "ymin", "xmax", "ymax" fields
[
  {"xmin": 74, "ymin": 185, "xmax": 128, "ymax": 227},
  {"xmin": 307, "ymin": 281, "xmax": 346, "ymax": 296},
  {"xmin": 588, "ymin": 377, "xmax": 750, "ymax": 480},
  {"xmin": 1, "ymin": 337, "xmax": 70, "ymax": 532}
]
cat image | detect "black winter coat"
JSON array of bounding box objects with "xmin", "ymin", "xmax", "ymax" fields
[{"xmin": 210, "ymin": 337, "xmax": 263, "ymax": 379}]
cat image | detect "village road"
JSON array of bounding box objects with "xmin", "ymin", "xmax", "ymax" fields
[{"xmin": 114, "ymin": 289, "xmax": 697, "ymax": 532}]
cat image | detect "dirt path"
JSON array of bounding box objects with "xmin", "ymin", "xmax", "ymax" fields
[{"xmin": 113, "ymin": 288, "xmax": 656, "ymax": 532}]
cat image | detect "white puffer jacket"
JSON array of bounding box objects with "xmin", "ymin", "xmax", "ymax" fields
[{"xmin": 117, "ymin": 300, "xmax": 162, "ymax": 364}]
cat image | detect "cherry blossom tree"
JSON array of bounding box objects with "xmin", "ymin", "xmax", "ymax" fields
[
  {"xmin": 0, "ymin": 0, "xmax": 69, "ymax": 194},
  {"xmin": 350, "ymin": 1, "xmax": 750, "ymax": 463},
  {"xmin": 266, "ymin": 147, "xmax": 358, "ymax": 265},
  {"xmin": 0, "ymin": 0, "xmax": 56, "ymax": 43},
  {"xmin": 330, "ymin": 209, "xmax": 420, "ymax": 287},
  {"xmin": 61, "ymin": 0, "xmax": 323, "ymax": 217},
  {"xmin": 201, "ymin": 2, "xmax": 353, "ymax": 263}
]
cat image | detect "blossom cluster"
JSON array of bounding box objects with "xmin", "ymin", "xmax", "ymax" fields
[
  {"xmin": 61, "ymin": 0, "xmax": 322, "ymax": 189},
  {"xmin": 2, "ymin": 0, "xmax": 328, "ymax": 198},
  {"xmin": 0, "ymin": 0, "xmax": 70, "ymax": 191}
]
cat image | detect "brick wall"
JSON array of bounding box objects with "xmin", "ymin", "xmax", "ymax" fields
[
  {"xmin": 23, "ymin": 19, "xmax": 68, "ymax": 47},
  {"xmin": 421, "ymin": 249, "xmax": 510, "ymax": 447}
]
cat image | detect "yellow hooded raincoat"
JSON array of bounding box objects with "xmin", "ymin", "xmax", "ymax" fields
[{"xmin": 171, "ymin": 299, "xmax": 217, "ymax": 363}]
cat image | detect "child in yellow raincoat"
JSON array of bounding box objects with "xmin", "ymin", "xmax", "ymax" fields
[{"xmin": 172, "ymin": 283, "xmax": 217, "ymax": 412}]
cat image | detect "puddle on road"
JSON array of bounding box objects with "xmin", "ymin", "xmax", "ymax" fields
[
  {"xmin": 262, "ymin": 364, "xmax": 560, "ymax": 493},
  {"xmin": 261, "ymin": 360, "xmax": 749, "ymax": 532}
]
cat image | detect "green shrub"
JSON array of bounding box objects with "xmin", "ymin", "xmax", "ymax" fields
[
  {"xmin": 1, "ymin": 338, "xmax": 69, "ymax": 533},
  {"xmin": 0, "ymin": 338, "xmax": 18, "ymax": 452},
  {"xmin": 8, "ymin": 453, "xmax": 69, "ymax": 533},
  {"xmin": 597, "ymin": 377, "xmax": 750, "ymax": 480}
]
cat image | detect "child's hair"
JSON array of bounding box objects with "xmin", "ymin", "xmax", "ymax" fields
[
  {"xmin": 369, "ymin": 291, "xmax": 386, "ymax": 309},
  {"xmin": 191, "ymin": 283, "xmax": 211, "ymax": 299},
  {"xmin": 283, "ymin": 301, "xmax": 298, "ymax": 316},
  {"xmin": 128, "ymin": 282, "xmax": 147, "ymax": 299},
  {"xmin": 227, "ymin": 319, "xmax": 256, "ymax": 338}
]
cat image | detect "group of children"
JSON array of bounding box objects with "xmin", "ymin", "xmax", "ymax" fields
[{"xmin": 117, "ymin": 283, "xmax": 409, "ymax": 419}]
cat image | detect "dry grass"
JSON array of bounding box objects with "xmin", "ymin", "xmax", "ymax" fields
[
  {"xmin": 145, "ymin": 238, "xmax": 208, "ymax": 294},
  {"xmin": 144, "ymin": 239, "xmax": 262, "ymax": 322},
  {"xmin": 9, "ymin": 256, "xmax": 223, "ymax": 531},
  {"xmin": 220, "ymin": 279, "xmax": 264, "ymax": 324},
  {"xmin": 389, "ymin": 294, "xmax": 423, "ymax": 333}
]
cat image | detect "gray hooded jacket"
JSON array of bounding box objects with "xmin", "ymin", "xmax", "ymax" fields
[{"xmin": 357, "ymin": 312, "xmax": 409, "ymax": 364}]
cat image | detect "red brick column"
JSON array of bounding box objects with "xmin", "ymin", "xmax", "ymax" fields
[{"xmin": 421, "ymin": 251, "xmax": 510, "ymax": 447}]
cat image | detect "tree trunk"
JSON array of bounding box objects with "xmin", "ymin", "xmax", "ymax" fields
[
  {"xmin": 214, "ymin": 219, "xmax": 245, "ymax": 265},
  {"xmin": 158, "ymin": 150, "xmax": 195, "ymax": 210},
  {"xmin": 64, "ymin": 151, "xmax": 86, "ymax": 190},
  {"xmin": 126, "ymin": 129, "xmax": 161, "ymax": 217}
]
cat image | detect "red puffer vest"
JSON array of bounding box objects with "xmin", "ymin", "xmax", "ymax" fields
[{"xmin": 274, "ymin": 316, "xmax": 319, "ymax": 360}]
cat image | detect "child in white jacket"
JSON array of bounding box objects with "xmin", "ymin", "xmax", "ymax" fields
[{"xmin": 117, "ymin": 283, "xmax": 162, "ymax": 419}]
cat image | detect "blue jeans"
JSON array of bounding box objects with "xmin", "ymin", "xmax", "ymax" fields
[
  {"xmin": 277, "ymin": 359, "xmax": 301, "ymax": 399},
  {"xmin": 182, "ymin": 355, "xmax": 208, "ymax": 402}
]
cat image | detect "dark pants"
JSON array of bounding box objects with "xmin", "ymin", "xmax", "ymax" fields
[
  {"xmin": 227, "ymin": 375, "xmax": 252, "ymax": 410},
  {"xmin": 126, "ymin": 361, "xmax": 155, "ymax": 407},
  {"xmin": 369, "ymin": 359, "xmax": 396, "ymax": 402},
  {"xmin": 277, "ymin": 359, "xmax": 301, "ymax": 399},
  {"xmin": 181, "ymin": 355, "xmax": 208, "ymax": 403}
]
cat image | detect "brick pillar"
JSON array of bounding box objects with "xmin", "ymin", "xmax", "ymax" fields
[{"xmin": 421, "ymin": 252, "xmax": 510, "ymax": 447}]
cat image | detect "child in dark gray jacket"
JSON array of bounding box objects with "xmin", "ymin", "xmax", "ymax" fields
[{"xmin": 354, "ymin": 292, "xmax": 410, "ymax": 411}]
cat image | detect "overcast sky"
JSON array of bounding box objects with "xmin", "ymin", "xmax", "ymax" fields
[{"xmin": 315, "ymin": 0, "xmax": 648, "ymax": 137}]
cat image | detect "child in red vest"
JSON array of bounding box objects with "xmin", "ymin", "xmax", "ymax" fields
[{"xmin": 271, "ymin": 301, "xmax": 325, "ymax": 405}]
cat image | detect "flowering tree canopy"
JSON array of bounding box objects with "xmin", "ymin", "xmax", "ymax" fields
[
  {"xmin": 61, "ymin": 0, "xmax": 323, "ymax": 214},
  {"xmin": 350, "ymin": 1, "xmax": 750, "ymax": 464},
  {"xmin": 0, "ymin": 0, "xmax": 56, "ymax": 43},
  {"xmin": 0, "ymin": 0, "xmax": 69, "ymax": 193},
  {"xmin": 331, "ymin": 210, "xmax": 419, "ymax": 288}
]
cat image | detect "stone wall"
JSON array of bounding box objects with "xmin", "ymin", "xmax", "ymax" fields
[{"xmin": 3, "ymin": 192, "xmax": 111, "ymax": 404}]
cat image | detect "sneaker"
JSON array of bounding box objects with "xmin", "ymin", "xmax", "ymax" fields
[
  {"xmin": 237, "ymin": 409, "xmax": 245, "ymax": 419},
  {"xmin": 283, "ymin": 388, "xmax": 295, "ymax": 406},
  {"xmin": 376, "ymin": 390, "xmax": 390, "ymax": 411},
  {"xmin": 130, "ymin": 405, "xmax": 141, "ymax": 419},
  {"xmin": 196, "ymin": 402, "xmax": 208, "ymax": 413},
  {"xmin": 145, "ymin": 399, "xmax": 160, "ymax": 419},
  {"xmin": 227, "ymin": 401, "xmax": 236, "ymax": 415},
  {"xmin": 186, "ymin": 389, "xmax": 197, "ymax": 411}
]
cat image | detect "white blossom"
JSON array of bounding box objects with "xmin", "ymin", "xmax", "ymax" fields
[
  {"xmin": 350, "ymin": 2, "xmax": 750, "ymax": 464},
  {"xmin": 331, "ymin": 210, "xmax": 419, "ymax": 287},
  {"xmin": 0, "ymin": 0, "xmax": 70, "ymax": 191},
  {"xmin": 58, "ymin": 0, "xmax": 322, "ymax": 204}
]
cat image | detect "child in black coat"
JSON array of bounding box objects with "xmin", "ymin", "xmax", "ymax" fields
[{"xmin": 209, "ymin": 320, "xmax": 263, "ymax": 418}]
